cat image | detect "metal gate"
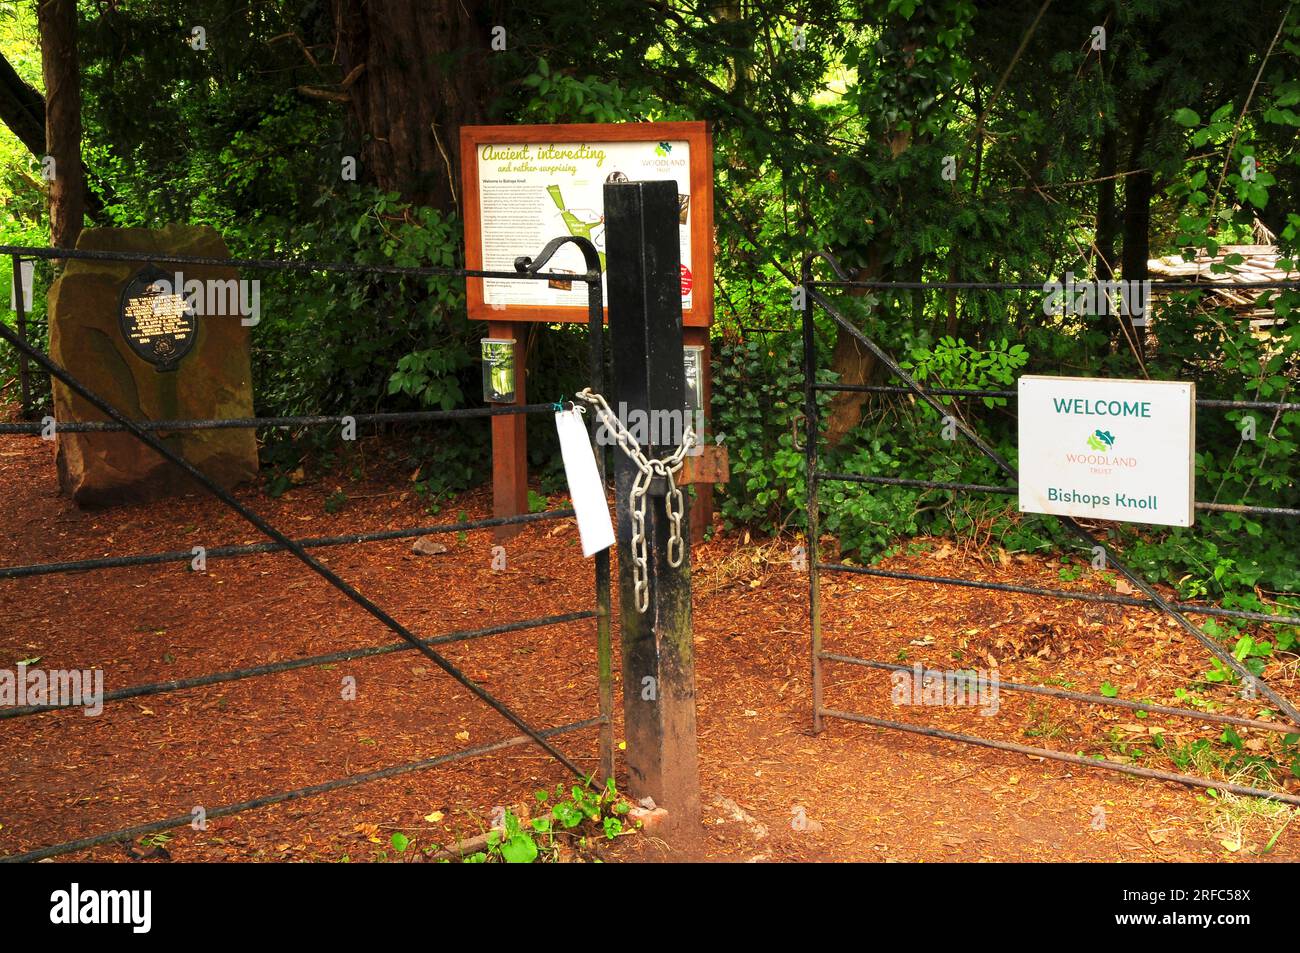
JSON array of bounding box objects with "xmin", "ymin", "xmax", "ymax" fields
[
  {"xmin": 800, "ymin": 251, "xmax": 1300, "ymax": 806},
  {"xmin": 0, "ymin": 236, "xmax": 613, "ymax": 862}
]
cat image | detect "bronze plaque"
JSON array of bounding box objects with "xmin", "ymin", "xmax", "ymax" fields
[{"xmin": 118, "ymin": 266, "xmax": 197, "ymax": 371}]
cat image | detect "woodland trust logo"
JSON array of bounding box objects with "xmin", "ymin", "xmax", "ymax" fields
[
  {"xmin": 654, "ymin": 141, "xmax": 672, "ymax": 157},
  {"xmin": 1086, "ymin": 429, "xmax": 1116, "ymax": 452}
]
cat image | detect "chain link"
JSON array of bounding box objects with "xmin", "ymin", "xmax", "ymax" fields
[{"xmin": 576, "ymin": 387, "xmax": 695, "ymax": 613}]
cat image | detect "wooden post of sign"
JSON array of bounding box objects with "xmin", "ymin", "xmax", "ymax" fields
[
  {"xmin": 605, "ymin": 179, "xmax": 701, "ymax": 835},
  {"xmin": 488, "ymin": 320, "xmax": 529, "ymax": 541},
  {"xmin": 683, "ymin": 325, "xmax": 713, "ymax": 543}
]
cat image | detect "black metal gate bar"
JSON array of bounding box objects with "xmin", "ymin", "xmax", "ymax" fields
[
  {"xmin": 0, "ymin": 507, "xmax": 574, "ymax": 580},
  {"xmin": 0, "ymin": 611, "xmax": 598, "ymax": 720},
  {"xmin": 511, "ymin": 234, "xmax": 616, "ymax": 783},
  {"xmin": 820, "ymin": 470, "xmax": 1300, "ymax": 519},
  {"xmin": 816, "ymin": 382, "xmax": 1300, "ymax": 413},
  {"xmin": 820, "ymin": 652, "xmax": 1292, "ymax": 733},
  {"xmin": 808, "ymin": 278, "xmax": 1300, "ymax": 291},
  {"xmin": 585, "ymin": 244, "xmax": 616, "ymax": 784},
  {"xmin": 0, "ymin": 242, "xmax": 584, "ymax": 283},
  {"xmin": 0, "ymin": 716, "xmax": 602, "ymax": 864},
  {"xmin": 801, "ymin": 255, "xmax": 824, "ymax": 732},
  {"xmin": 820, "ymin": 562, "xmax": 1300, "ymax": 627},
  {"xmin": 0, "ymin": 405, "xmax": 553, "ymax": 434},
  {"xmin": 820, "ymin": 708, "xmax": 1300, "ymax": 807},
  {"xmin": 802, "ymin": 268, "xmax": 1300, "ymax": 729}
]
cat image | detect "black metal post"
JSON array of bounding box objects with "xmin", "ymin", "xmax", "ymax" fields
[
  {"xmin": 588, "ymin": 263, "xmax": 615, "ymax": 785},
  {"xmin": 515, "ymin": 235, "xmax": 615, "ymax": 784},
  {"xmin": 801, "ymin": 256, "xmax": 823, "ymax": 733},
  {"xmin": 604, "ymin": 180, "xmax": 701, "ymax": 830}
]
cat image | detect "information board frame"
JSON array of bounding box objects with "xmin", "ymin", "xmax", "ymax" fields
[{"xmin": 460, "ymin": 121, "xmax": 714, "ymax": 327}]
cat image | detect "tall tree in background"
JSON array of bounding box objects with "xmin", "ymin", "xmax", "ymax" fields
[
  {"xmin": 38, "ymin": 0, "xmax": 83, "ymax": 248},
  {"xmin": 333, "ymin": 0, "xmax": 500, "ymax": 215}
]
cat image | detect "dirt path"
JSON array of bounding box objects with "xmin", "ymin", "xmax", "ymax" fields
[{"xmin": 0, "ymin": 426, "xmax": 1295, "ymax": 862}]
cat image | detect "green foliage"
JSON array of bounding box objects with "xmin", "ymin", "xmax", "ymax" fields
[
  {"xmin": 711, "ymin": 335, "xmax": 818, "ymax": 530},
  {"xmin": 901, "ymin": 336, "xmax": 1027, "ymax": 412},
  {"xmin": 517, "ymin": 58, "xmax": 679, "ymax": 124},
  {"xmin": 464, "ymin": 778, "xmax": 630, "ymax": 864}
]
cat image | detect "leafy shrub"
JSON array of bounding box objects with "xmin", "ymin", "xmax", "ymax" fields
[{"xmin": 711, "ymin": 334, "xmax": 823, "ymax": 531}]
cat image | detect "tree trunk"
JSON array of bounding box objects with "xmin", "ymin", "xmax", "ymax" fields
[
  {"xmin": 1094, "ymin": 126, "xmax": 1118, "ymax": 281},
  {"xmin": 824, "ymin": 247, "xmax": 884, "ymax": 447},
  {"xmin": 1120, "ymin": 86, "xmax": 1160, "ymax": 363},
  {"xmin": 333, "ymin": 0, "xmax": 498, "ymax": 215},
  {"xmin": 825, "ymin": 317, "xmax": 879, "ymax": 447},
  {"xmin": 38, "ymin": 0, "xmax": 85, "ymax": 249}
]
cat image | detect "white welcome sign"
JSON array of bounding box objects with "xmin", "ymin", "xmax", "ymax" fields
[{"xmin": 1017, "ymin": 375, "xmax": 1195, "ymax": 527}]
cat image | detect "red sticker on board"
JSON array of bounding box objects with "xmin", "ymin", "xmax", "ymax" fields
[{"xmin": 680, "ymin": 265, "xmax": 693, "ymax": 296}]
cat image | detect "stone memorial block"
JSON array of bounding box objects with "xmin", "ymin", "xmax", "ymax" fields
[{"xmin": 48, "ymin": 225, "xmax": 259, "ymax": 505}]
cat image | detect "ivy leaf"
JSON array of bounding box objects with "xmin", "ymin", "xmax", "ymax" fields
[
  {"xmin": 552, "ymin": 802, "xmax": 584, "ymax": 828},
  {"xmin": 500, "ymin": 833, "xmax": 538, "ymax": 863}
]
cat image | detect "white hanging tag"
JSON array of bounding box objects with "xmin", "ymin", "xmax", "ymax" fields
[
  {"xmin": 9, "ymin": 259, "xmax": 33, "ymax": 313},
  {"xmin": 555, "ymin": 407, "xmax": 614, "ymax": 557}
]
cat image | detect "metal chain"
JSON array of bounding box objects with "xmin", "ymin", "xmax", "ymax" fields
[{"xmin": 576, "ymin": 388, "xmax": 695, "ymax": 612}]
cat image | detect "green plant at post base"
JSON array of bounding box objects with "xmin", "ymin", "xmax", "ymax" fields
[{"xmin": 462, "ymin": 777, "xmax": 632, "ymax": 864}]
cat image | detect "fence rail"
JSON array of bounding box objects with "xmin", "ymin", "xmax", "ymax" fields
[
  {"xmin": 0, "ymin": 404, "xmax": 553, "ymax": 434},
  {"xmin": 815, "ymin": 382, "xmax": 1300, "ymax": 413}
]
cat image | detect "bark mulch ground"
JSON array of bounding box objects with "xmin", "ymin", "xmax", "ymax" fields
[{"xmin": 1, "ymin": 424, "xmax": 1296, "ymax": 862}]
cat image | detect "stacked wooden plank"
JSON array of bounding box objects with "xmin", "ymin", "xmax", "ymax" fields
[{"xmin": 1147, "ymin": 244, "xmax": 1295, "ymax": 327}]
